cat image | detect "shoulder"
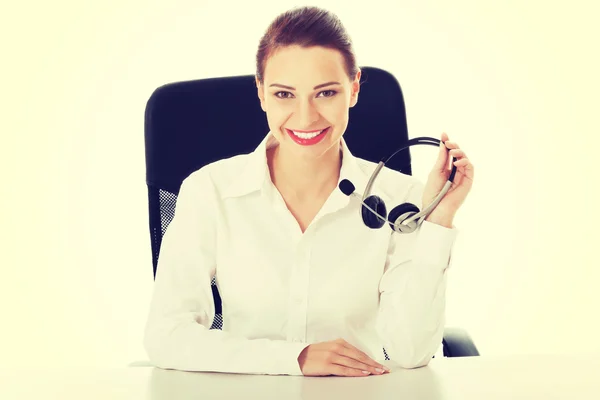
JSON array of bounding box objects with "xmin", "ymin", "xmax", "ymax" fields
[
  {"xmin": 354, "ymin": 157, "xmax": 425, "ymax": 206},
  {"xmin": 181, "ymin": 152, "xmax": 254, "ymax": 197}
]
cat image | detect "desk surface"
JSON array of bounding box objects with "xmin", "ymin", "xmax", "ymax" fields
[{"xmin": 2, "ymin": 354, "xmax": 599, "ymax": 399}]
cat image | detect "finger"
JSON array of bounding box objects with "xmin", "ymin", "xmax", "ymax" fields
[
  {"xmin": 448, "ymin": 149, "xmax": 466, "ymax": 159},
  {"xmin": 447, "ymin": 149, "xmax": 463, "ymax": 171},
  {"xmin": 452, "ymin": 156, "xmax": 473, "ymax": 169},
  {"xmin": 443, "ymin": 140, "xmax": 459, "ymax": 150},
  {"xmin": 456, "ymin": 158, "xmax": 475, "ymax": 181},
  {"xmin": 339, "ymin": 341, "xmax": 388, "ymax": 371},
  {"xmin": 339, "ymin": 341, "xmax": 382, "ymax": 368},
  {"xmin": 454, "ymin": 158, "xmax": 475, "ymax": 179},
  {"xmin": 331, "ymin": 354, "xmax": 386, "ymax": 375},
  {"xmin": 329, "ymin": 364, "xmax": 372, "ymax": 377},
  {"xmin": 453, "ymin": 157, "xmax": 470, "ymax": 167}
]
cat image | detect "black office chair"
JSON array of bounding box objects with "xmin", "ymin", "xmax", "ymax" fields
[{"xmin": 144, "ymin": 66, "xmax": 480, "ymax": 359}]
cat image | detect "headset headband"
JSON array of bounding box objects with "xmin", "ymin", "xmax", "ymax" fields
[{"xmin": 362, "ymin": 137, "xmax": 457, "ymax": 229}]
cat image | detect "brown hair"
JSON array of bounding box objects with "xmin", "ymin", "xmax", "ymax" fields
[{"xmin": 255, "ymin": 6, "xmax": 359, "ymax": 84}]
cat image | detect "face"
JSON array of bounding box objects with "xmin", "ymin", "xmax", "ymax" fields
[{"xmin": 256, "ymin": 45, "xmax": 361, "ymax": 161}]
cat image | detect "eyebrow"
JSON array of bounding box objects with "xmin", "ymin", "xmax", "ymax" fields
[{"xmin": 268, "ymin": 81, "xmax": 341, "ymax": 90}]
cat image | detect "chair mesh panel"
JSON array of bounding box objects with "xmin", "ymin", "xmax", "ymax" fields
[
  {"xmin": 150, "ymin": 186, "xmax": 224, "ymax": 331},
  {"xmin": 158, "ymin": 189, "xmax": 177, "ymax": 236}
]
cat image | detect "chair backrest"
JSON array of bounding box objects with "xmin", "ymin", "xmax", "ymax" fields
[{"xmin": 144, "ymin": 66, "xmax": 413, "ymax": 332}]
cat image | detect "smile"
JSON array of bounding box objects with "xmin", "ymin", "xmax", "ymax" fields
[
  {"xmin": 285, "ymin": 127, "xmax": 330, "ymax": 146},
  {"xmin": 289, "ymin": 129, "xmax": 327, "ymax": 139}
]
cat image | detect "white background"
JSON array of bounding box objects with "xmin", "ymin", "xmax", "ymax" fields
[{"xmin": 2, "ymin": 0, "xmax": 599, "ymax": 367}]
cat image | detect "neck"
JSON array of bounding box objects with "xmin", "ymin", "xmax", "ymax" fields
[{"xmin": 268, "ymin": 142, "xmax": 342, "ymax": 202}]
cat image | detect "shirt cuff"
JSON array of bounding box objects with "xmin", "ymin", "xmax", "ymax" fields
[
  {"xmin": 278, "ymin": 342, "xmax": 311, "ymax": 376},
  {"xmin": 414, "ymin": 220, "xmax": 458, "ymax": 270}
]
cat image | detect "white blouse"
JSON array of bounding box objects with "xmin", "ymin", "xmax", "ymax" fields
[{"xmin": 143, "ymin": 131, "xmax": 457, "ymax": 376}]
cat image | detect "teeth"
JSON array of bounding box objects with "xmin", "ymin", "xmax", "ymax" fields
[{"xmin": 291, "ymin": 129, "xmax": 325, "ymax": 139}]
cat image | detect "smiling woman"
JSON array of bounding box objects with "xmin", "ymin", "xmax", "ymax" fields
[
  {"xmin": 144, "ymin": 5, "xmax": 472, "ymax": 379},
  {"xmin": 254, "ymin": 7, "xmax": 361, "ymax": 167}
]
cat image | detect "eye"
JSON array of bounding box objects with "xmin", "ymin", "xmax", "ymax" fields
[
  {"xmin": 318, "ymin": 90, "xmax": 337, "ymax": 98},
  {"xmin": 274, "ymin": 91, "xmax": 293, "ymax": 99}
]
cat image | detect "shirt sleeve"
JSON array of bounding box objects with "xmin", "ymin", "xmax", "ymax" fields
[
  {"xmin": 375, "ymin": 179, "xmax": 458, "ymax": 368},
  {"xmin": 143, "ymin": 169, "xmax": 309, "ymax": 376}
]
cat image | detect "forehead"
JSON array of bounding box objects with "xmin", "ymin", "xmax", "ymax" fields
[{"xmin": 263, "ymin": 45, "xmax": 347, "ymax": 86}]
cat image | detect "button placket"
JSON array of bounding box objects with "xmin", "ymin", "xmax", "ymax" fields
[{"xmin": 287, "ymin": 235, "xmax": 312, "ymax": 343}]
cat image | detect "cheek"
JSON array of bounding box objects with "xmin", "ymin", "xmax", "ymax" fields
[
  {"xmin": 321, "ymin": 97, "xmax": 350, "ymax": 118},
  {"xmin": 264, "ymin": 99, "xmax": 287, "ymax": 119},
  {"xmin": 263, "ymin": 102, "xmax": 284, "ymax": 126},
  {"xmin": 323, "ymin": 106, "xmax": 349, "ymax": 128},
  {"xmin": 265, "ymin": 112, "xmax": 287, "ymax": 132}
]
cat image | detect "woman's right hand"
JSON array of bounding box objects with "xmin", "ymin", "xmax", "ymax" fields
[{"xmin": 297, "ymin": 338, "xmax": 390, "ymax": 377}]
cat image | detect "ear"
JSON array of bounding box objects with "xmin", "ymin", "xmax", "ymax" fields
[
  {"xmin": 349, "ymin": 69, "xmax": 361, "ymax": 108},
  {"xmin": 255, "ymin": 76, "xmax": 266, "ymax": 112}
]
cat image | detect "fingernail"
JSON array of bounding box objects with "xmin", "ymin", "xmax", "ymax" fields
[
  {"xmin": 362, "ymin": 370, "xmax": 370, "ymax": 375},
  {"xmin": 375, "ymin": 368, "xmax": 385, "ymax": 374}
]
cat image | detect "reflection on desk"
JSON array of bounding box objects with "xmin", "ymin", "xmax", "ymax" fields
[
  {"xmin": 148, "ymin": 362, "xmax": 443, "ymax": 400},
  {"xmin": 1, "ymin": 354, "xmax": 599, "ymax": 399}
]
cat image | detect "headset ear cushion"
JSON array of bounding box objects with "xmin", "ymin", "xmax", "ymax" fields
[
  {"xmin": 388, "ymin": 203, "xmax": 420, "ymax": 230},
  {"xmin": 361, "ymin": 195, "xmax": 387, "ymax": 229}
]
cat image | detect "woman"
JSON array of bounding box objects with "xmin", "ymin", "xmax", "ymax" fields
[{"xmin": 143, "ymin": 6, "xmax": 474, "ymax": 378}]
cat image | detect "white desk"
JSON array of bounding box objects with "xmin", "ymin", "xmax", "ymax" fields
[{"xmin": 1, "ymin": 354, "xmax": 599, "ymax": 399}]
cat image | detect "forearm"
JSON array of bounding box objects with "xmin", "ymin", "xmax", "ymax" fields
[
  {"xmin": 144, "ymin": 312, "xmax": 309, "ymax": 375},
  {"xmin": 376, "ymin": 221, "xmax": 455, "ymax": 368},
  {"xmin": 376, "ymin": 265, "xmax": 447, "ymax": 368}
]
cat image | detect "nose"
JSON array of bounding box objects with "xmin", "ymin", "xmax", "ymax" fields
[{"xmin": 295, "ymin": 98, "xmax": 320, "ymax": 127}]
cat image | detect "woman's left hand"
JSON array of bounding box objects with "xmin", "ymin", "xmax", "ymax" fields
[{"xmin": 421, "ymin": 132, "xmax": 474, "ymax": 228}]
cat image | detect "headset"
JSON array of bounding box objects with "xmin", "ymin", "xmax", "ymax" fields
[{"xmin": 338, "ymin": 136, "xmax": 457, "ymax": 234}]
